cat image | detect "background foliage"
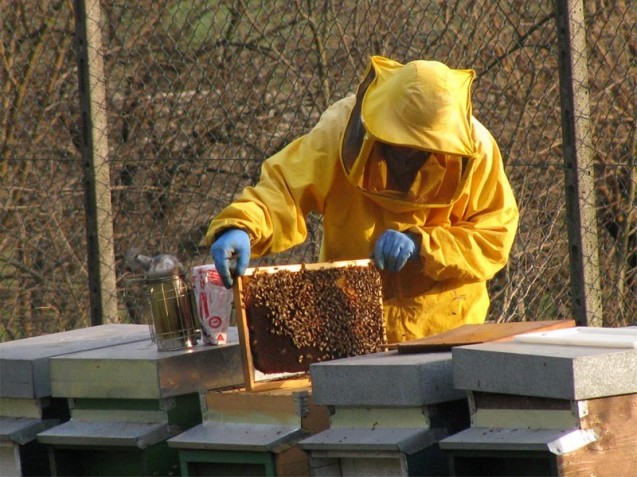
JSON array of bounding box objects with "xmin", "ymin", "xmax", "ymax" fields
[{"xmin": 1, "ymin": 0, "xmax": 635, "ymax": 340}]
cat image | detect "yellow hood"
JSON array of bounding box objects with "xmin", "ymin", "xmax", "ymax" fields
[{"xmin": 340, "ymin": 56, "xmax": 477, "ymax": 208}]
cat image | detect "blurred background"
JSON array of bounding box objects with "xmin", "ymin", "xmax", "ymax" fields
[{"xmin": 1, "ymin": 0, "xmax": 635, "ymax": 340}]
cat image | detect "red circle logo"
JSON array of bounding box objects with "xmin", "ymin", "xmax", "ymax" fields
[{"xmin": 208, "ymin": 316, "xmax": 222, "ymax": 328}]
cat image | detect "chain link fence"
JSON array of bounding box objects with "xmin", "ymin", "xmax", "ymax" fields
[{"xmin": 1, "ymin": 0, "xmax": 635, "ymax": 340}]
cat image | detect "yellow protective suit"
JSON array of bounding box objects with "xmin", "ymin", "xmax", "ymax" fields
[{"xmin": 205, "ymin": 56, "xmax": 519, "ymax": 343}]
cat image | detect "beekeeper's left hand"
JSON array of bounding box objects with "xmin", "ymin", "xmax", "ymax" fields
[{"xmin": 373, "ymin": 229, "xmax": 420, "ymax": 272}]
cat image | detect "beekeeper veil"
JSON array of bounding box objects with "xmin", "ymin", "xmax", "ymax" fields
[{"xmin": 340, "ymin": 56, "xmax": 478, "ymax": 207}]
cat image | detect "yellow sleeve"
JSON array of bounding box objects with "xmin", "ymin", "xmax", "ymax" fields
[
  {"xmin": 413, "ymin": 119, "xmax": 519, "ymax": 281},
  {"xmin": 204, "ymin": 98, "xmax": 351, "ymax": 256}
]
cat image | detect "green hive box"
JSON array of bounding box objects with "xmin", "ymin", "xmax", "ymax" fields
[
  {"xmin": 0, "ymin": 324, "xmax": 151, "ymax": 476},
  {"xmin": 36, "ymin": 329, "xmax": 244, "ymax": 476}
]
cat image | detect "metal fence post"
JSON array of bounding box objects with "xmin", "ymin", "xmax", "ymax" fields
[
  {"xmin": 74, "ymin": 0, "xmax": 118, "ymax": 325},
  {"xmin": 555, "ymin": 0, "xmax": 603, "ymax": 326}
]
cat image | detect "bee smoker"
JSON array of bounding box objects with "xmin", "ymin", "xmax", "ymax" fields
[
  {"xmin": 127, "ymin": 250, "xmax": 199, "ymax": 351},
  {"xmin": 147, "ymin": 274, "xmax": 199, "ymax": 351}
]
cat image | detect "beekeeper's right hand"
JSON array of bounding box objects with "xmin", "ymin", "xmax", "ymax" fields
[{"xmin": 210, "ymin": 228, "xmax": 250, "ymax": 288}]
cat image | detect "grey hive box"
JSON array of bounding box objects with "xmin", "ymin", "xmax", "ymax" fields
[
  {"xmin": 299, "ymin": 350, "xmax": 470, "ymax": 477},
  {"xmin": 0, "ymin": 324, "xmax": 151, "ymax": 477},
  {"xmin": 36, "ymin": 327, "xmax": 244, "ymax": 476},
  {"xmin": 440, "ymin": 327, "xmax": 637, "ymax": 477}
]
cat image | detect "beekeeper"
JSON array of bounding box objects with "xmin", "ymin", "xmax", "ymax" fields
[{"xmin": 205, "ymin": 56, "xmax": 519, "ymax": 343}]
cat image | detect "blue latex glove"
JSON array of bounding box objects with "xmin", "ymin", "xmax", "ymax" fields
[
  {"xmin": 373, "ymin": 230, "xmax": 419, "ymax": 272},
  {"xmin": 210, "ymin": 229, "xmax": 251, "ymax": 288}
]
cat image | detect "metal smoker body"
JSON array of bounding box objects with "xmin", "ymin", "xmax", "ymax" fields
[{"xmin": 127, "ymin": 250, "xmax": 199, "ymax": 351}]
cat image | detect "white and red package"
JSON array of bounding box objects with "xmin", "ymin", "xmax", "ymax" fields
[{"xmin": 191, "ymin": 264, "xmax": 233, "ymax": 345}]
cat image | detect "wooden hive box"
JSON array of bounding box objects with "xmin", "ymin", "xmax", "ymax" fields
[
  {"xmin": 233, "ymin": 259, "xmax": 386, "ymax": 391},
  {"xmin": 396, "ymin": 320, "xmax": 577, "ymax": 353}
]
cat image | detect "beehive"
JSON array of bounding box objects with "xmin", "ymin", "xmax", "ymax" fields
[{"xmin": 235, "ymin": 259, "xmax": 386, "ymax": 390}]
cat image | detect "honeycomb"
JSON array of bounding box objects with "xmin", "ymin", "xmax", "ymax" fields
[{"xmin": 240, "ymin": 264, "xmax": 386, "ymax": 374}]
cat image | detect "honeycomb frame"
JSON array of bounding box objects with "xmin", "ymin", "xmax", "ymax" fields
[{"xmin": 234, "ymin": 259, "xmax": 386, "ymax": 391}]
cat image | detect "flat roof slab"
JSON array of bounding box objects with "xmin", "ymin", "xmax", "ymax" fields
[
  {"xmin": 0, "ymin": 325, "xmax": 151, "ymax": 399},
  {"xmin": 453, "ymin": 341, "xmax": 637, "ymax": 400},
  {"xmin": 49, "ymin": 328, "xmax": 243, "ymax": 399},
  {"xmin": 310, "ymin": 350, "xmax": 465, "ymax": 407}
]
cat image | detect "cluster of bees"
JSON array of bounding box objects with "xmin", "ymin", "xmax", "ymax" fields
[{"xmin": 241, "ymin": 264, "xmax": 387, "ymax": 373}]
